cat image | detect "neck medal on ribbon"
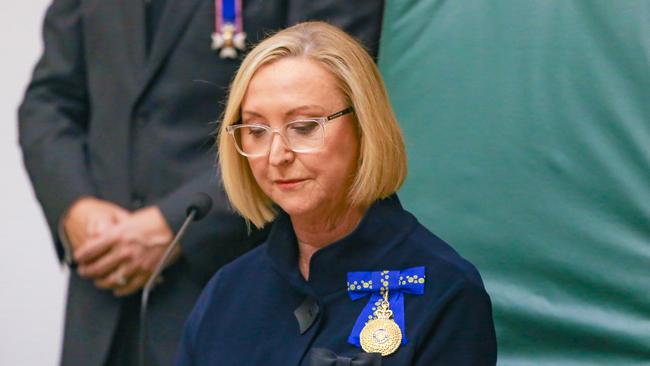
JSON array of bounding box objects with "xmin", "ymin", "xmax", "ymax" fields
[
  {"xmin": 347, "ymin": 267, "xmax": 426, "ymax": 357},
  {"xmin": 211, "ymin": 0, "xmax": 246, "ymax": 58},
  {"xmin": 360, "ymin": 288, "xmax": 402, "ymax": 356}
]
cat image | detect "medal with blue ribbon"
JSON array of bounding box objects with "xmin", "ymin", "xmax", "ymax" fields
[
  {"xmin": 211, "ymin": 0, "xmax": 246, "ymax": 58},
  {"xmin": 347, "ymin": 267, "xmax": 426, "ymax": 356}
]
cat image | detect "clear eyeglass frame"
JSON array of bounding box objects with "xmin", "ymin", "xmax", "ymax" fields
[{"xmin": 226, "ymin": 107, "xmax": 354, "ymax": 157}]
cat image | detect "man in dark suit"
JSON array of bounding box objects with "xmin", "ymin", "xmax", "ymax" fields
[{"xmin": 18, "ymin": 0, "xmax": 384, "ymax": 365}]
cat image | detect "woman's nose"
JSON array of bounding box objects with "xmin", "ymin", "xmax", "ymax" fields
[{"xmin": 268, "ymin": 132, "xmax": 294, "ymax": 166}]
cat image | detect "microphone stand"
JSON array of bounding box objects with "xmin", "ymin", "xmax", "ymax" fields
[{"xmin": 139, "ymin": 209, "xmax": 196, "ymax": 366}]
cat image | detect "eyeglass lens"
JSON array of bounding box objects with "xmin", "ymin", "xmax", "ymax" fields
[{"xmin": 235, "ymin": 120, "xmax": 325, "ymax": 155}]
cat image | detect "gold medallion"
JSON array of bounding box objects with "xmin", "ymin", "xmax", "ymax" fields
[{"xmin": 359, "ymin": 290, "xmax": 402, "ymax": 356}]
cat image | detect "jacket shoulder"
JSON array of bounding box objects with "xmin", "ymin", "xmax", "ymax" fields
[{"xmin": 401, "ymin": 217, "xmax": 486, "ymax": 290}]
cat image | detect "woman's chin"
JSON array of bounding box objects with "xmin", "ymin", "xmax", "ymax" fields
[
  {"xmin": 274, "ymin": 196, "xmax": 320, "ymax": 219},
  {"xmin": 279, "ymin": 203, "xmax": 315, "ymax": 219}
]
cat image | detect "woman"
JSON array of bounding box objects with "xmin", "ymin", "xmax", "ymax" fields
[{"xmin": 176, "ymin": 22, "xmax": 497, "ymax": 365}]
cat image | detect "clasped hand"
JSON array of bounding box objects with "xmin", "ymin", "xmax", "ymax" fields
[{"xmin": 64, "ymin": 197, "xmax": 177, "ymax": 297}]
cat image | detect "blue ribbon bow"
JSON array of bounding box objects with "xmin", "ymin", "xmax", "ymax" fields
[{"xmin": 346, "ymin": 267, "xmax": 426, "ymax": 348}]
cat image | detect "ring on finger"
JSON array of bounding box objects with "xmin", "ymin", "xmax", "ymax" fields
[{"xmin": 114, "ymin": 268, "xmax": 127, "ymax": 287}]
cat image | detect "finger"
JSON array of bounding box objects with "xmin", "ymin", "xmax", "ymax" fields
[
  {"xmin": 113, "ymin": 273, "xmax": 149, "ymax": 297},
  {"xmin": 118, "ymin": 255, "xmax": 143, "ymax": 280},
  {"xmin": 95, "ymin": 257, "xmax": 149, "ymax": 291},
  {"xmin": 94, "ymin": 275, "xmax": 115, "ymax": 290},
  {"xmin": 94, "ymin": 268, "xmax": 128, "ymax": 290},
  {"xmin": 78, "ymin": 247, "xmax": 128, "ymax": 279},
  {"xmin": 74, "ymin": 229, "xmax": 120, "ymax": 263}
]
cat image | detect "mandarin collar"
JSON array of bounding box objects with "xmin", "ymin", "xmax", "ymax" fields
[{"xmin": 266, "ymin": 195, "xmax": 418, "ymax": 298}]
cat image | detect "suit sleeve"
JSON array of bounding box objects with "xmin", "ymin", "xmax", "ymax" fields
[
  {"xmin": 18, "ymin": 0, "xmax": 94, "ymax": 263},
  {"xmin": 414, "ymin": 279, "xmax": 498, "ymax": 365}
]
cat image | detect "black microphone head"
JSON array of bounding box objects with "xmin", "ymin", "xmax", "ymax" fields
[{"xmin": 186, "ymin": 192, "xmax": 213, "ymax": 221}]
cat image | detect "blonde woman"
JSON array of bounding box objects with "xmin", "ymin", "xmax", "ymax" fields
[{"xmin": 177, "ymin": 22, "xmax": 496, "ymax": 366}]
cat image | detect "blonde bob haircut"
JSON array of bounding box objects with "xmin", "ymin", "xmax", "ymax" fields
[{"xmin": 218, "ymin": 21, "xmax": 407, "ymax": 228}]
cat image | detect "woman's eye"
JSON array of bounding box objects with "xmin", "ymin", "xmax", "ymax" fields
[
  {"xmin": 246, "ymin": 126, "xmax": 268, "ymax": 137},
  {"xmin": 289, "ymin": 121, "xmax": 318, "ymax": 135}
]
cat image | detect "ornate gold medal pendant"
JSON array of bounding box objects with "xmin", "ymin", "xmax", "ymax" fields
[{"xmin": 359, "ymin": 290, "xmax": 402, "ymax": 356}]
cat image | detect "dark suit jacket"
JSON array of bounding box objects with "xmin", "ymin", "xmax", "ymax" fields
[{"xmin": 18, "ymin": 0, "xmax": 383, "ymax": 365}]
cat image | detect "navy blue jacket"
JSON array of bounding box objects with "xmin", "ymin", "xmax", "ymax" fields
[{"xmin": 177, "ymin": 196, "xmax": 497, "ymax": 365}]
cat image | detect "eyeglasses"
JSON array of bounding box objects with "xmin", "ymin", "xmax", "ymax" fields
[{"xmin": 226, "ymin": 107, "xmax": 354, "ymax": 157}]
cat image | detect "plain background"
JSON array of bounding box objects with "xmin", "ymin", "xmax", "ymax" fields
[{"xmin": 0, "ymin": 1, "xmax": 67, "ymax": 365}]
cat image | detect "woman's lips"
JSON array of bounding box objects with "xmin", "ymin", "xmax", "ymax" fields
[{"xmin": 274, "ymin": 178, "xmax": 307, "ymax": 190}]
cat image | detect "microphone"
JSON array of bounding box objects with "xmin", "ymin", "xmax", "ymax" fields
[
  {"xmin": 139, "ymin": 193, "xmax": 213, "ymax": 366},
  {"xmin": 185, "ymin": 191, "xmax": 213, "ymax": 221}
]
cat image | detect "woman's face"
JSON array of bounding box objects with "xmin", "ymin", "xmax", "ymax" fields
[{"xmin": 241, "ymin": 57, "xmax": 359, "ymax": 220}]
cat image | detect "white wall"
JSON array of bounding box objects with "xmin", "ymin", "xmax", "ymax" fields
[{"xmin": 0, "ymin": 1, "xmax": 67, "ymax": 365}]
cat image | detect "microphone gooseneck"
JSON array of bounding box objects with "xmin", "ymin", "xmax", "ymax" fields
[{"xmin": 139, "ymin": 193, "xmax": 213, "ymax": 366}]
